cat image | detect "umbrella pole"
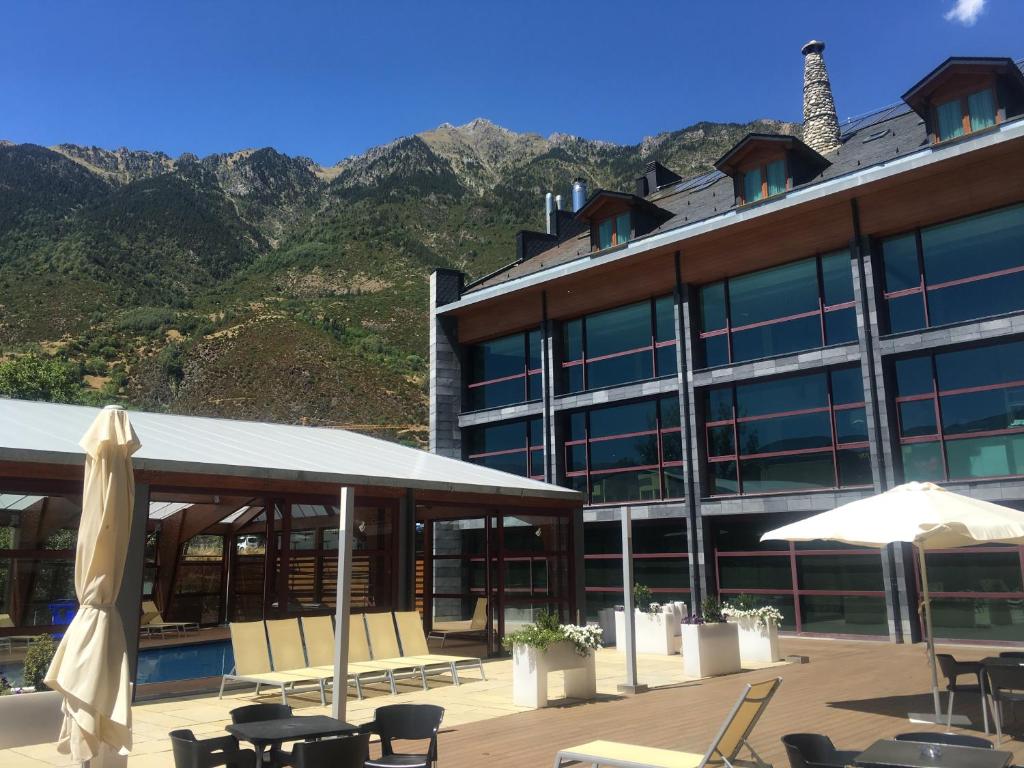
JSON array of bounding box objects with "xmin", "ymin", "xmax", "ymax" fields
[{"xmin": 918, "ymin": 546, "xmax": 942, "ymax": 719}]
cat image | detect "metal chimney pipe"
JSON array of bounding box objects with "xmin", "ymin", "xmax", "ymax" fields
[
  {"xmin": 554, "ymin": 194, "xmax": 563, "ymax": 211},
  {"xmin": 572, "ymin": 178, "xmax": 588, "ymax": 212},
  {"xmin": 545, "ymin": 192, "xmax": 555, "ymax": 235}
]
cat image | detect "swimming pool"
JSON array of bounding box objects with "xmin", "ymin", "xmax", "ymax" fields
[{"xmin": 0, "ymin": 639, "xmax": 235, "ymax": 687}]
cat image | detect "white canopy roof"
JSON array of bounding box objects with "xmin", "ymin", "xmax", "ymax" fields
[{"xmin": 0, "ymin": 398, "xmax": 579, "ymax": 502}]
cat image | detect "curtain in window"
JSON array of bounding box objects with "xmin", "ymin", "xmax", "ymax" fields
[
  {"xmin": 766, "ymin": 160, "xmax": 787, "ymax": 196},
  {"xmin": 936, "ymin": 99, "xmax": 964, "ymax": 140},
  {"xmin": 968, "ymin": 89, "xmax": 996, "ymax": 131},
  {"xmin": 598, "ymin": 218, "xmax": 614, "ymax": 249},
  {"xmin": 615, "ymin": 212, "xmax": 630, "ymax": 245},
  {"xmin": 743, "ymin": 170, "xmax": 763, "ymax": 202}
]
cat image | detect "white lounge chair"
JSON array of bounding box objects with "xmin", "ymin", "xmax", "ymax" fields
[
  {"xmin": 428, "ymin": 598, "xmax": 487, "ymax": 647},
  {"xmin": 218, "ymin": 620, "xmax": 319, "ymax": 705}
]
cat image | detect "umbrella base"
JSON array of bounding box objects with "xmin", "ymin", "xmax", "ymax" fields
[{"xmin": 908, "ymin": 712, "xmax": 972, "ymax": 727}]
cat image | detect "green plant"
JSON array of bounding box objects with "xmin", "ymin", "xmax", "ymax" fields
[
  {"xmin": 0, "ymin": 675, "xmax": 12, "ymax": 696},
  {"xmin": 633, "ymin": 583, "xmax": 658, "ymax": 614},
  {"xmin": 700, "ymin": 595, "xmax": 726, "ymax": 624},
  {"xmin": 23, "ymin": 634, "xmax": 57, "ymax": 690},
  {"xmin": 502, "ymin": 610, "xmax": 603, "ymax": 656}
]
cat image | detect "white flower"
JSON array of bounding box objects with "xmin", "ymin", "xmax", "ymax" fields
[
  {"xmin": 561, "ymin": 623, "xmax": 604, "ymax": 655},
  {"xmin": 721, "ymin": 604, "xmax": 784, "ymax": 630}
]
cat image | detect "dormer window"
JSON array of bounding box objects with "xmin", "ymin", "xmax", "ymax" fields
[
  {"xmin": 742, "ymin": 159, "xmax": 788, "ymax": 203},
  {"xmin": 597, "ymin": 212, "xmax": 631, "ymax": 249},
  {"xmin": 902, "ymin": 57, "xmax": 1024, "ymax": 145},
  {"xmin": 715, "ymin": 134, "xmax": 830, "ymax": 208}
]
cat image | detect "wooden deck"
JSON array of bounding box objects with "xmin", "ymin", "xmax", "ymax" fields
[{"xmin": 438, "ymin": 637, "xmax": 1024, "ymax": 767}]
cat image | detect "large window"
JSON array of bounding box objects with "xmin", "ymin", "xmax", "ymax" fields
[
  {"xmin": 741, "ymin": 158, "xmax": 787, "ymax": 204},
  {"xmin": 561, "ymin": 295, "xmax": 677, "ymax": 393},
  {"xmin": 465, "ymin": 418, "xmax": 545, "ymax": 480},
  {"xmin": 704, "ymin": 366, "xmax": 872, "ymax": 495},
  {"xmin": 713, "ymin": 516, "xmax": 888, "ymax": 636},
  {"xmin": 465, "ymin": 329, "xmax": 542, "ymax": 411},
  {"xmin": 894, "ymin": 338, "xmax": 1024, "ymax": 482},
  {"xmin": 698, "ymin": 250, "xmax": 856, "ymax": 367},
  {"xmin": 935, "ymin": 88, "xmax": 997, "ymax": 141},
  {"xmin": 597, "ymin": 212, "xmax": 631, "ymax": 250},
  {"xmin": 583, "ymin": 519, "xmax": 689, "ymax": 620},
  {"xmin": 881, "ymin": 204, "xmax": 1024, "ymax": 334},
  {"xmin": 564, "ymin": 396, "xmax": 685, "ymax": 505}
]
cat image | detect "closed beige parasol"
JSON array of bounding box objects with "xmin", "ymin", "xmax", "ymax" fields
[{"xmin": 44, "ymin": 405, "xmax": 140, "ymax": 762}]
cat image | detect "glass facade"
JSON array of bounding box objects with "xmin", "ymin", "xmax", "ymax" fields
[
  {"xmin": 561, "ymin": 295, "xmax": 677, "ymax": 393},
  {"xmin": 881, "ymin": 204, "xmax": 1024, "ymax": 333},
  {"xmin": 465, "ymin": 417, "xmax": 545, "ymax": 480},
  {"xmin": 704, "ymin": 366, "xmax": 872, "ymax": 495},
  {"xmin": 698, "ymin": 250, "xmax": 857, "ymax": 367},
  {"xmin": 564, "ymin": 395, "xmax": 685, "ymax": 505},
  {"xmin": 713, "ymin": 516, "xmax": 889, "ymax": 636},
  {"xmin": 894, "ymin": 338, "xmax": 1024, "ymax": 482},
  {"xmin": 583, "ymin": 519, "xmax": 689, "ymax": 620},
  {"xmin": 465, "ymin": 329, "xmax": 542, "ymax": 411}
]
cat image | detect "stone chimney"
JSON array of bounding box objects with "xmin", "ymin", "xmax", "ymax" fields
[{"xmin": 801, "ymin": 40, "xmax": 841, "ymax": 155}]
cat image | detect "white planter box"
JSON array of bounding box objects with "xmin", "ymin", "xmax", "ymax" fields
[
  {"xmin": 614, "ymin": 603, "xmax": 687, "ymax": 655},
  {"xmin": 597, "ymin": 607, "xmax": 617, "ymax": 646},
  {"xmin": 681, "ymin": 621, "xmax": 741, "ymax": 678},
  {"xmin": 512, "ymin": 640, "xmax": 596, "ymax": 709},
  {"xmin": 729, "ymin": 616, "xmax": 780, "ymax": 664}
]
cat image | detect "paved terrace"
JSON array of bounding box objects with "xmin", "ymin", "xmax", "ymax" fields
[{"xmin": 3, "ymin": 638, "xmax": 1022, "ymax": 767}]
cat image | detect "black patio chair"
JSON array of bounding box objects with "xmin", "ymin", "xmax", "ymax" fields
[
  {"xmin": 289, "ymin": 733, "xmax": 370, "ymax": 768},
  {"xmin": 895, "ymin": 732, "xmax": 993, "ymax": 749},
  {"xmin": 170, "ymin": 729, "xmax": 256, "ymax": 768},
  {"xmin": 363, "ymin": 704, "xmax": 445, "ymax": 768},
  {"xmin": 229, "ymin": 703, "xmax": 294, "ymax": 766},
  {"xmin": 781, "ymin": 733, "xmax": 860, "ymax": 768},
  {"xmin": 986, "ymin": 664, "xmax": 1024, "ymax": 745},
  {"xmin": 936, "ymin": 654, "xmax": 989, "ymax": 733}
]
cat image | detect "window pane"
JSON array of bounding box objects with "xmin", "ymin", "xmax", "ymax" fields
[
  {"xmin": 731, "ymin": 315, "xmax": 822, "ymax": 362},
  {"xmin": 941, "ymin": 386, "xmax": 1024, "ymax": 435},
  {"xmin": 654, "ymin": 296, "xmax": 676, "ymax": 343},
  {"xmin": 598, "ymin": 218, "xmax": 614, "ymax": 249},
  {"xmin": 585, "ymin": 302, "xmax": 651, "ymax": 358},
  {"xmin": 945, "ymin": 433, "xmax": 1024, "ymax": 479},
  {"xmin": 922, "ymin": 204, "xmax": 1024, "ymax": 286},
  {"xmin": 528, "ymin": 372, "xmax": 543, "ymax": 400},
  {"xmin": 475, "ymin": 451, "xmax": 528, "ymax": 476},
  {"xmin": 568, "ymin": 411, "xmax": 586, "ymax": 441},
  {"xmin": 659, "ymin": 396, "xmax": 681, "ymax": 428},
  {"xmin": 718, "ymin": 556, "xmax": 792, "ymax": 590},
  {"xmin": 798, "ymin": 554, "xmax": 884, "ymax": 591},
  {"xmin": 928, "ymin": 271, "xmax": 1024, "ymax": 327},
  {"xmin": 882, "ymin": 233, "xmax": 920, "ymax": 292},
  {"xmin": 562, "ymin": 319, "xmax": 583, "ymax": 361},
  {"xmin": 743, "ymin": 169, "xmax": 763, "ymax": 202},
  {"xmin": 838, "ymin": 448, "xmax": 873, "ymax": 486},
  {"xmin": 656, "ymin": 344, "xmax": 678, "ymax": 377},
  {"xmin": 586, "ymin": 350, "xmax": 653, "ymax": 389},
  {"xmin": 663, "ymin": 466, "xmax": 687, "ymax": 498},
  {"xmin": 530, "ymin": 449, "xmax": 545, "ymax": 478},
  {"xmin": 825, "ymin": 307, "xmax": 858, "ymax": 346},
  {"xmin": 616, "ymin": 212, "xmax": 631, "ymax": 245},
  {"xmin": 590, "ymin": 470, "xmax": 661, "ymax": 504},
  {"xmin": 899, "ymin": 400, "xmax": 938, "ymax": 437},
  {"xmin": 708, "ymin": 426, "xmax": 735, "ymax": 457},
  {"xmin": 588, "ymin": 400, "xmax": 657, "ymax": 439},
  {"xmin": 831, "ymin": 367, "xmax": 864, "ymax": 405},
  {"xmin": 887, "ymin": 294, "xmax": 927, "ymax": 334},
  {"xmin": 738, "ymin": 412, "xmax": 832, "ymax": 454},
  {"xmin": 588, "ymin": 435, "xmax": 658, "ymax": 472},
  {"xmin": 930, "ymin": 597, "xmax": 1024, "ymax": 642},
  {"xmin": 925, "ymin": 550, "xmax": 1023, "ymax": 593},
  {"xmin": 661, "ymin": 433, "xmax": 683, "ymax": 464},
  {"xmin": 894, "ymin": 356, "xmax": 934, "ymax": 397},
  {"xmin": 936, "ymin": 98, "xmax": 964, "ymax": 141},
  {"xmin": 566, "ymin": 443, "xmax": 587, "ymax": 473},
  {"xmin": 901, "ymin": 441, "xmax": 945, "ymax": 482},
  {"xmin": 470, "ymin": 334, "xmax": 524, "ymax": 382},
  {"xmin": 699, "ymin": 282, "xmax": 727, "ymax": 331},
  {"xmin": 935, "ymin": 340, "xmax": 1024, "ymax": 392},
  {"xmin": 467, "ymin": 378, "xmax": 525, "ymax": 410},
  {"xmin": 466, "ymin": 421, "xmax": 527, "ymax": 455},
  {"xmin": 702, "ymin": 335, "xmax": 729, "ymax": 367},
  {"xmin": 766, "ymin": 160, "xmax": 786, "ymax": 196},
  {"xmin": 708, "ymin": 461, "xmax": 739, "ymax": 494},
  {"xmin": 799, "ymin": 595, "xmax": 888, "ymax": 635},
  {"xmin": 835, "ymin": 408, "xmax": 868, "ymax": 444},
  {"xmin": 968, "ymin": 89, "xmax": 996, "ymax": 131},
  {"xmin": 635, "ymin": 557, "xmax": 690, "ymax": 589},
  {"xmin": 740, "ymin": 452, "xmax": 836, "ymax": 493},
  {"xmin": 729, "ymin": 258, "xmax": 818, "ymax": 327},
  {"xmin": 705, "ymin": 388, "xmax": 734, "ymax": 421},
  {"xmin": 736, "ymin": 372, "xmax": 828, "ymax": 418},
  {"xmin": 821, "ymin": 250, "xmax": 854, "ymax": 305}
]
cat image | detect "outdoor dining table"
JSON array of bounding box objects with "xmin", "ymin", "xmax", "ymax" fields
[
  {"xmin": 853, "ymin": 739, "xmax": 1012, "ymax": 768},
  {"xmin": 226, "ymin": 714, "xmax": 359, "ymax": 764}
]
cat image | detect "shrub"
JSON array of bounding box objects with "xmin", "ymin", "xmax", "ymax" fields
[
  {"xmin": 633, "ymin": 583, "xmax": 655, "ymax": 614},
  {"xmin": 23, "ymin": 634, "xmax": 58, "ymax": 690},
  {"xmin": 700, "ymin": 595, "xmax": 726, "ymax": 624},
  {"xmin": 82, "ymin": 357, "xmax": 108, "ymax": 376},
  {"xmin": 0, "ymin": 355, "xmax": 82, "ymax": 403}
]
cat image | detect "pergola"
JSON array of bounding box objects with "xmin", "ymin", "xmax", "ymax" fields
[{"xmin": 0, "ymin": 398, "xmax": 582, "ymax": 714}]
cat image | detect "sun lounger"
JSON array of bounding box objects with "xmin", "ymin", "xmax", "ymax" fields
[
  {"xmin": 0, "ymin": 614, "xmax": 40, "ymax": 648},
  {"xmin": 363, "ymin": 612, "xmax": 433, "ymax": 691},
  {"xmin": 427, "ymin": 597, "xmax": 487, "ymax": 647},
  {"xmin": 554, "ymin": 677, "xmax": 782, "ymax": 768},
  {"xmin": 218, "ymin": 620, "xmax": 320, "ymax": 705},
  {"xmin": 264, "ymin": 618, "xmax": 334, "ymax": 706},
  {"xmin": 140, "ymin": 600, "xmax": 199, "ymax": 637},
  {"xmin": 393, "ymin": 610, "xmax": 486, "ymax": 684},
  {"xmin": 299, "ymin": 614, "xmax": 396, "ymax": 700}
]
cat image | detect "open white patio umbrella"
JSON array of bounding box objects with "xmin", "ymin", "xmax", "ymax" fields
[
  {"xmin": 44, "ymin": 405, "xmax": 141, "ymax": 763},
  {"xmin": 761, "ymin": 481, "xmax": 1024, "ymax": 721}
]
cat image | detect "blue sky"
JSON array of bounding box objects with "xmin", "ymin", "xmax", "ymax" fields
[{"xmin": 1, "ymin": 0, "xmax": 1021, "ymax": 165}]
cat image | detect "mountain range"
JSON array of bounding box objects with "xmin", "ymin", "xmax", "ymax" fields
[{"xmin": 0, "ymin": 116, "xmax": 798, "ymax": 444}]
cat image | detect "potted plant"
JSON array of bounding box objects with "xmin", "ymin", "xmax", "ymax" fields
[
  {"xmin": 722, "ymin": 595, "xmax": 783, "ymax": 664},
  {"xmin": 503, "ymin": 611, "xmax": 602, "ymax": 709},
  {"xmin": 681, "ymin": 596, "xmax": 741, "ymax": 678},
  {"xmin": 614, "ymin": 585, "xmax": 688, "ymax": 655}
]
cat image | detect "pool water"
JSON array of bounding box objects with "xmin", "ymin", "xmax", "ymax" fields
[{"xmin": 0, "ymin": 640, "xmax": 234, "ymax": 687}]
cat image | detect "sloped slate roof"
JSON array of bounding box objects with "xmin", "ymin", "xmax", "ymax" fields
[{"xmin": 0, "ymin": 398, "xmax": 579, "ymax": 502}]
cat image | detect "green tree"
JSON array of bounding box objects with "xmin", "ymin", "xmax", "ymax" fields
[{"xmin": 0, "ymin": 355, "xmax": 83, "ymax": 403}]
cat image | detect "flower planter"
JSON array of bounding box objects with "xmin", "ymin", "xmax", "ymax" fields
[
  {"xmin": 729, "ymin": 615, "xmax": 780, "ymax": 664},
  {"xmin": 614, "ymin": 603, "xmax": 687, "ymax": 655},
  {"xmin": 681, "ymin": 621, "xmax": 741, "ymax": 678},
  {"xmin": 512, "ymin": 640, "xmax": 596, "ymax": 709}
]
